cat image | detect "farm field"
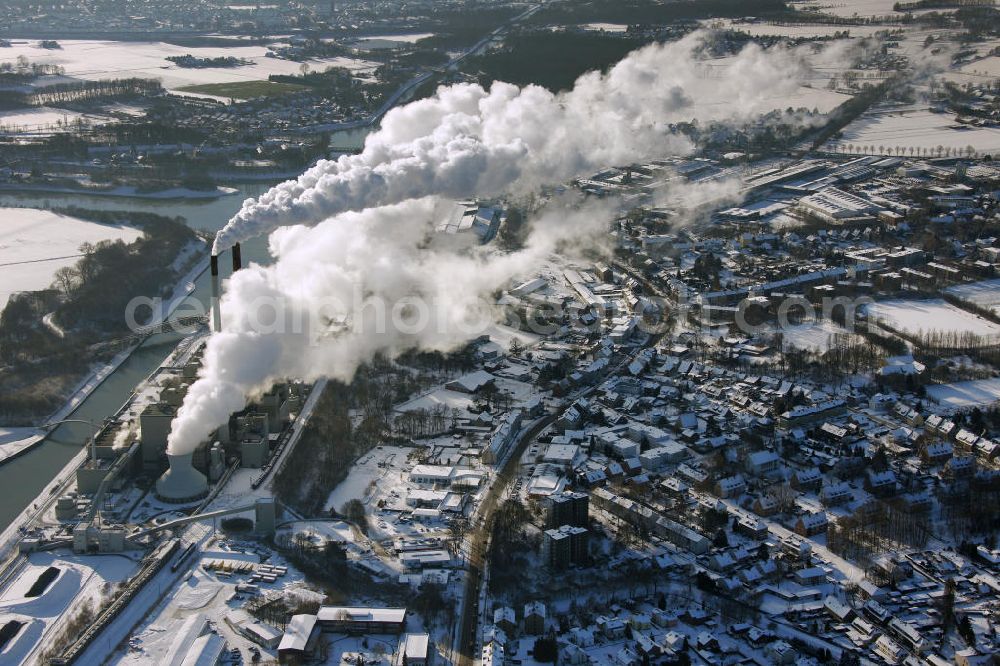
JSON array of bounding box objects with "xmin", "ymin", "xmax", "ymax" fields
[
  {"xmin": 792, "ymin": 0, "xmax": 899, "ymax": 18},
  {"xmin": 709, "ymin": 19, "xmax": 885, "ymax": 39},
  {"xmin": 823, "ymin": 106, "xmax": 1000, "ymax": 156},
  {"xmin": 177, "ymin": 80, "xmax": 310, "ymax": 99},
  {"xmin": 0, "ymin": 208, "xmax": 142, "ymax": 311},
  {"xmin": 0, "ymin": 107, "xmax": 111, "ymax": 133},
  {"xmin": 945, "ymin": 279, "xmax": 1000, "ymax": 317},
  {"xmin": 865, "ymin": 298, "xmax": 1000, "ymax": 339},
  {"xmin": 943, "ymin": 55, "xmax": 1000, "ymax": 87},
  {"xmin": 0, "ymin": 39, "xmax": 378, "ymax": 94},
  {"xmin": 927, "ymin": 377, "xmax": 1000, "ymax": 409}
]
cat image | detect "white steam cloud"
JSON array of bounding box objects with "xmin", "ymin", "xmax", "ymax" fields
[
  {"xmin": 213, "ymin": 31, "xmax": 817, "ymax": 254},
  {"xmin": 169, "ymin": 196, "xmax": 613, "ymax": 454},
  {"xmin": 170, "ymin": 32, "xmax": 829, "ymax": 454}
]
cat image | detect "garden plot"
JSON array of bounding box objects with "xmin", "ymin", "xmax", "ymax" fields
[
  {"xmin": 0, "ymin": 40, "xmax": 378, "ymax": 94},
  {"xmin": 823, "ymin": 106, "xmax": 1000, "ymax": 156},
  {"xmin": 0, "ymin": 208, "xmax": 141, "ymax": 311}
]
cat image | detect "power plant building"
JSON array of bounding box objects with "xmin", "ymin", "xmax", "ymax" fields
[
  {"xmin": 255, "ymin": 498, "xmax": 277, "ymax": 536},
  {"xmin": 140, "ymin": 402, "xmax": 176, "ymax": 472},
  {"xmin": 240, "ymin": 437, "xmax": 269, "ymax": 468}
]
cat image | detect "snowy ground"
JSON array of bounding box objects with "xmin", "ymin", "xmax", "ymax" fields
[
  {"xmin": 708, "ymin": 19, "xmax": 885, "ymax": 39},
  {"xmin": 0, "ymin": 107, "xmax": 111, "ymax": 133},
  {"xmin": 793, "ymin": 0, "xmax": 899, "ymax": 18},
  {"xmin": 942, "ymin": 55, "xmax": 1000, "ymax": 87},
  {"xmin": 0, "ymin": 552, "xmax": 137, "ymax": 665},
  {"xmin": 395, "ymin": 388, "xmax": 477, "ymax": 417},
  {"xmin": 0, "ymin": 39, "xmax": 378, "ymax": 94},
  {"xmin": 324, "ymin": 446, "xmax": 416, "ymax": 514},
  {"xmin": 823, "ymin": 105, "xmax": 1000, "ymax": 155},
  {"xmin": 0, "ymin": 183, "xmax": 238, "ymax": 199},
  {"xmin": 777, "ymin": 319, "xmax": 860, "ymax": 353},
  {"xmin": 0, "ymin": 207, "xmax": 141, "ymax": 311},
  {"xmin": 927, "ymin": 377, "xmax": 1000, "ymax": 409},
  {"xmin": 579, "ymin": 23, "xmax": 630, "ymax": 32},
  {"xmin": 350, "ymin": 32, "xmax": 436, "ymax": 47},
  {"xmin": 866, "ymin": 298, "xmax": 1000, "ymax": 338},
  {"xmin": 945, "ymin": 278, "xmax": 1000, "ymax": 317}
]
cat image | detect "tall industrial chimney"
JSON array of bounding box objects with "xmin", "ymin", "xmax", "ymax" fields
[
  {"xmin": 210, "ymin": 254, "xmax": 222, "ymax": 333},
  {"xmin": 232, "ymin": 242, "xmax": 242, "ymax": 273}
]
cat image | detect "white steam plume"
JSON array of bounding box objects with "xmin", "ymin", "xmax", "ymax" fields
[
  {"xmin": 213, "ymin": 31, "xmax": 818, "ymax": 254},
  {"xmin": 169, "ymin": 196, "xmax": 615, "ymax": 454},
  {"xmin": 172, "ymin": 33, "xmax": 831, "ymax": 454}
]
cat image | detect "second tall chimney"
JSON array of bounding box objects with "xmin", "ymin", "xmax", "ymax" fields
[
  {"xmin": 232, "ymin": 242, "xmax": 242, "ymax": 273},
  {"xmin": 210, "ymin": 254, "xmax": 222, "ymax": 333}
]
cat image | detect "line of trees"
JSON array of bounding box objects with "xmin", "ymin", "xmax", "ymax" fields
[
  {"xmin": 830, "ymin": 143, "xmax": 980, "ymax": 158},
  {"xmin": 874, "ymin": 318, "xmax": 1000, "ymax": 351},
  {"xmin": 0, "ymin": 55, "xmax": 64, "ymax": 84},
  {"xmin": 827, "ymin": 500, "xmax": 930, "ymax": 566},
  {"xmin": 27, "ymin": 78, "xmax": 164, "ymax": 107}
]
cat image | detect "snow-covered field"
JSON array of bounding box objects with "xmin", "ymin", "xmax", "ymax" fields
[
  {"xmin": 866, "ymin": 299, "xmax": 1000, "ymax": 338},
  {"xmin": 395, "ymin": 387, "xmax": 477, "ymax": 416},
  {"xmin": 824, "ymin": 106, "xmax": 1000, "ymax": 155},
  {"xmin": 0, "ymin": 39, "xmax": 378, "ymax": 94},
  {"xmin": 0, "ymin": 553, "xmax": 135, "ymax": 665},
  {"xmin": 0, "ymin": 107, "xmax": 111, "ymax": 133},
  {"xmin": 0, "ymin": 208, "xmax": 142, "ymax": 311},
  {"xmin": 709, "ymin": 19, "xmax": 885, "ymax": 39},
  {"xmin": 943, "ymin": 55, "xmax": 1000, "ymax": 86},
  {"xmin": 351, "ymin": 32, "xmax": 435, "ymax": 45},
  {"xmin": 325, "ymin": 445, "xmax": 414, "ymax": 513},
  {"xmin": 580, "ymin": 23, "xmax": 630, "ymax": 33},
  {"xmin": 945, "ymin": 279, "xmax": 1000, "ymax": 316},
  {"xmin": 794, "ymin": 0, "xmax": 899, "ymax": 18},
  {"xmin": 779, "ymin": 319, "xmax": 860, "ymax": 352},
  {"xmin": 927, "ymin": 377, "xmax": 1000, "ymax": 409}
]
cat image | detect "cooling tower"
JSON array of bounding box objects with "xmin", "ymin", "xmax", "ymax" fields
[{"xmin": 156, "ymin": 452, "xmax": 209, "ymax": 503}]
